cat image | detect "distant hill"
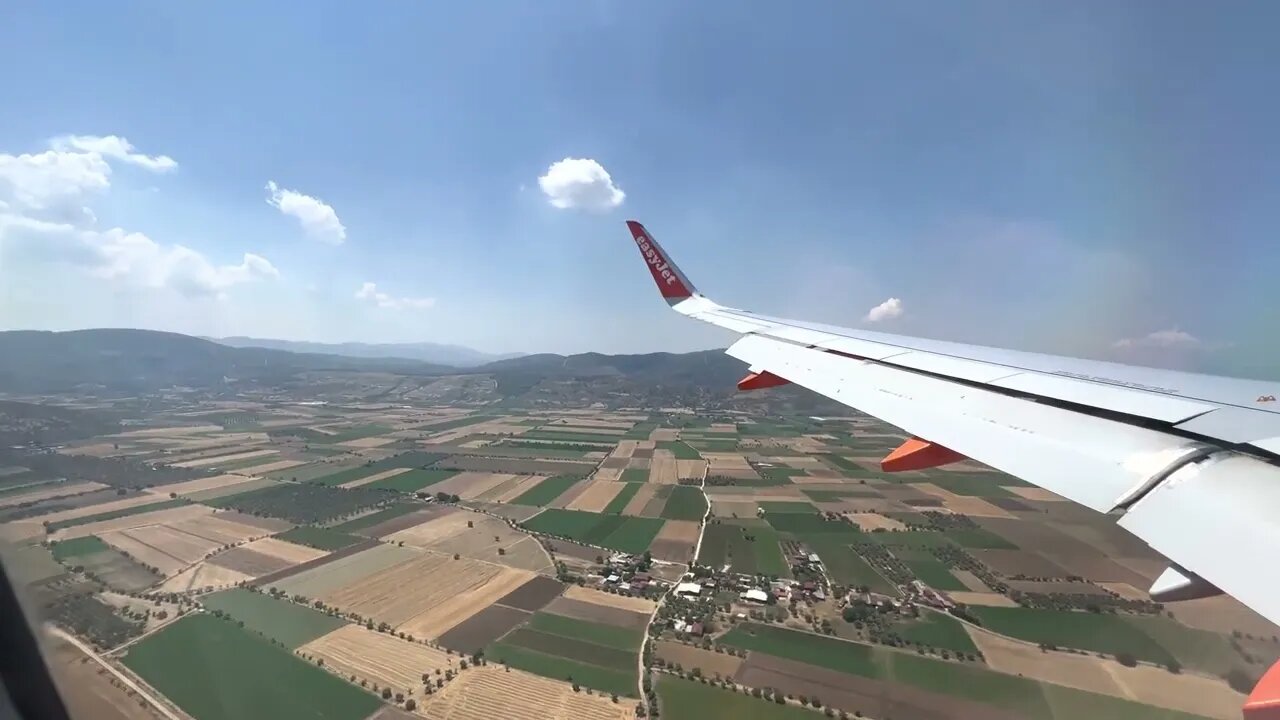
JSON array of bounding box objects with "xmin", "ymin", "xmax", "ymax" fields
[
  {"xmin": 210, "ymin": 336, "xmax": 522, "ymax": 367},
  {"xmin": 0, "ymin": 329, "xmax": 452, "ymax": 394}
]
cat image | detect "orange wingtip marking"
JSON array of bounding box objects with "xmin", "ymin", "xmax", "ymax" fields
[
  {"xmin": 881, "ymin": 437, "xmax": 967, "ymax": 472},
  {"xmin": 738, "ymin": 371, "xmax": 790, "ymax": 391},
  {"xmin": 1245, "ymin": 660, "xmax": 1280, "ymax": 718}
]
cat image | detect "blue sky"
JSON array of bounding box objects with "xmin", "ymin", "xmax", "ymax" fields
[{"xmin": 0, "ymin": 2, "xmax": 1276, "ymax": 376}]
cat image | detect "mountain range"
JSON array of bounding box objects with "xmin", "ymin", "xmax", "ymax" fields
[{"xmin": 208, "ymin": 336, "xmax": 522, "ymax": 367}]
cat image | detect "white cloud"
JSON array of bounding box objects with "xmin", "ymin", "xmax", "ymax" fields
[
  {"xmin": 1113, "ymin": 329, "xmax": 1202, "ymax": 349},
  {"xmin": 51, "ymin": 135, "xmax": 177, "ymax": 172},
  {"xmin": 537, "ymin": 157, "xmax": 625, "ymax": 211},
  {"xmin": 0, "ymin": 135, "xmax": 276, "ymax": 299},
  {"xmin": 864, "ymin": 297, "xmax": 904, "ymax": 323},
  {"xmin": 354, "ymin": 282, "xmax": 435, "ymax": 310},
  {"xmin": 265, "ymin": 180, "xmax": 346, "ymax": 244}
]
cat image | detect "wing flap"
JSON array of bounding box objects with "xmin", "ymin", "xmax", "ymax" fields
[{"xmin": 725, "ymin": 334, "xmax": 1211, "ymax": 513}]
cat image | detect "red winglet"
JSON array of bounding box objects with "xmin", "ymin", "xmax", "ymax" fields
[
  {"xmin": 881, "ymin": 437, "xmax": 967, "ymax": 472},
  {"xmin": 626, "ymin": 220, "xmax": 696, "ymax": 302},
  {"xmin": 738, "ymin": 371, "xmax": 790, "ymax": 391},
  {"xmin": 1245, "ymin": 661, "xmax": 1280, "ymax": 719}
]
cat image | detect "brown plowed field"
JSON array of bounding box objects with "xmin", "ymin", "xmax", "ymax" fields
[
  {"xmin": 300, "ymin": 624, "xmax": 451, "ymax": 696},
  {"xmin": 239, "ymin": 536, "xmax": 327, "ymax": 564},
  {"xmin": 421, "ymin": 665, "xmax": 630, "ymax": 720},
  {"xmin": 543, "ymin": 598, "xmax": 651, "ymax": 630},
  {"xmin": 541, "ymin": 538, "xmax": 601, "ymax": 562},
  {"xmin": 436, "ymin": 456, "xmax": 594, "ymax": 475},
  {"xmin": 493, "ymin": 575, "xmax": 565, "ymax": 611},
  {"xmin": 654, "ymin": 640, "xmax": 742, "ymax": 679},
  {"xmin": 656, "ymin": 520, "xmax": 700, "ymax": 543},
  {"xmin": 648, "ymin": 453, "xmax": 678, "ymax": 484},
  {"xmin": 566, "ymin": 481, "xmax": 624, "ymax": 512},
  {"xmin": 431, "ymin": 472, "xmax": 518, "ymax": 499},
  {"xmin": 675, "ymin": 460, "xmax": 707, "ymax": 481},
  {"xmin": 648, "ymin": 540, "xmax": 692, "ymax": 563},
  {"xmin": 395, "ymin": 564, "xmax": 535, "ymax": 640},
  {"xmin": 733, "ymin": 652, "xmax": 1025, "ymax": 720},
  {"xmin": 592, "ymin": 467, "xmax": 623, "ymax": 482},
  {"xmin": 435, "ymin": 604, "xmax": 531, "ymax": 653},
  {"xmin": 206, "ymin": 546, "xmax": 291, "ymax": 576}
]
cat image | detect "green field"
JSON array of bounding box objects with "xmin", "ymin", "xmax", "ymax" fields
[
  {"xmin": 1120, "ymin": 615, "xmax": 1241, "ymax": 675},
  {"xmin": 765, "ymin": 512, "xmax": 862, "ymax": 536},
  {"xmin": 274, "ymin": 525, "xmax": 362, "ymax": 550},
  {"xmin": 619, "ymin": 468, "xmax": 648, "ymax": 483},
  {"xmin": 896, "ymin": 610, "xmax": 978, "ymax": 654},
  {"xmin": 686, "ymin": 439, "xmax": 740, "ymax": 453},
  {"xmin": 46, "ymin": 498, "xmax": 189, "ymax": 532},
  {"xmin": 806, "ymin": 538, "xmax": 895, "ymax": 594},
  {"xmin": 658, "ymin": 441, "xmax": 702, "ymax": 459},
  {"xmin": 122, "ymin": 614, "xmax": 379, "ymax": 720},
  {"xmin": 602, "ymin": 482, "xmax": 643, "ymax": 513},
  {"xmin": 970, "ymin": 607, "xmax": 1177, "ymax": 665},
  {"xmin": 822, "ymin": 454, "xmax": 873, "ymax": 476},
  {"xmin": 660, "ymin": 485, "xmax": 708, "ymax": 521},
  {"xmin": 719, "ymin": 623, "xmax": 1204, "ymax": 720},
  {"xmin": 696, "ymin": 523, "xmax": 789, "ymax": 577},
  {"xmin": 50, "ymin": 535, "xmax": 110, "ymax": 561},
  {"xmin": 362, "ymin": 468, "xmax": 458, "ymax": 492},
  {"xmin": 328, "ymin": 503, "xmax": 420, "ymax": 533},
  {"xmin": 754, "ymin": 466, "xmax": 807, "ymax": 482},
  {"xmin": 201, "ymin": 589, "xmax": 347, "ymax": 648},
  {"xmin": 919, "ymin": 474, "xmax": 1017, "ymax": 496},
  {"xmin": 624, "ymin": 422, "xmax": 658, "ymax": 439},
  {"xmin": 904, "ymin": 557, "xmax": 967, "ymax": 590},
  {"xmin": 522, "ymin": 509, "xmax": 665, "ymax": 553},
  {"xmin": 528, "ymin": 611, "xmax": 644, "ymax": 650},
  {"xmin": 945, "ymin": 528, "xmax": 1019, "ymax": 549},
  {"xmin": 510, "ymin": 475, "xmax": 581, "ymax": 507},
  {"xmin": 486, "ymin": 641, "xmax": 636, "ymax": 697},
  {"xmin": 657, "ymin": 676, "xmax": 818, "ymax": 720}
]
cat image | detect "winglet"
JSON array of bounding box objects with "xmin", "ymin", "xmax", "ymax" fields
[{"xmin": 626, "ymin": 220, "xmax": 697, "ymax": 304}]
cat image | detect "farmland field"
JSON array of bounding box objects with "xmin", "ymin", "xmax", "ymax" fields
[
  {"xmin": 696, "ymin": 522, "xmax": 788, "ymax": 576},
  {"xmin": 521, "ymin": 509, "xmax": 665, "ymax": 553},
  {"xmin": 759, "ymin": 501, "xmax": 817, "ymax": 514},
  {"xmin": 486, "ymin": 641, "xmax": 636, "ymax": 697},
  {"xmin": 422, "ymin": 665, "xmax": 631, "ymax": 720},
  {"xmin": 328, "ymin": 503, "xmax": 420, "ymax": 533},
  {"xmin": 660, "ymin": 485, "xmax": 708, "ymax": 521},
  {"xmin": 50, "ymin": 535, "xmax": 110, "ymax": 561},
  {"xmin": 275, "ymin": 525, "xmax": 362, "ymax": 550},
  {"xmin": 904, "ymin": 557, "xmax": 968, "ymax": 591},
  {"xmin": 528, "ymin": 611, "xmax": 644, "ymax": 651},
  {"xmin": 511, "ymin": 475, "xmax": 582, "ymax": 507},
  {"xmin": 807, "ymin": 538, "xmax": 894, "ymax": 593},
  {"xmin": 657, "ymin": 676, "xmax": 818, "ymax": 720},
  {"xmin": 969, "ymin": 607, "xmax": 1177, "ymax": 665},
  {"xmin": 601, "ymin": 482, "xmax": 642, "ymax": 513},
  {"xmin": 201, "ymin": 588, "xmax": 347, "ymax": 648},
  {"xmin": 765, "ymin": 512, "xmax": 862, "ymax": 536},
  {"xmin": 121, "ymin": 614, "xmax": 380, "ymax": 720},
  {"xmin": 299, "ymin": 624, "xmax": 452, "ymax": 697},
  {"xmin": 46, "ymin": 498, "xmax": 189, "ymax": 532},
  {"xmin": 658, "ymin": 441, "xmax": 702, "ymax": 459},
  {"xmin": 896, "ymin": 611, "xmax": 978, "ymax": 654},
  {"xmin": 208, "ymin": 483, "xmax": 388, "ymax": 524},
  {"xmin": 362, "ymin": 468, "xmax": 457, "ymax": 491}
]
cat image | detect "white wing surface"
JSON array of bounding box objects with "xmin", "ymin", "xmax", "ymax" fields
[{"xmin": 624, "ymin": 220, "xmax": 1280, "ymax": 643}]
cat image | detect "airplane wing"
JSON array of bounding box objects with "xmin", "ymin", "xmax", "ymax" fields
[{"xmin": 624, "ymin": 220, "xmax": 1280, "ymax": 711}]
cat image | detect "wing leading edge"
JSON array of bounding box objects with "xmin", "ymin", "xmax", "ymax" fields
[{"xmin": 624, "ymin": 220, "xmax": 1280, "ymax": 712}]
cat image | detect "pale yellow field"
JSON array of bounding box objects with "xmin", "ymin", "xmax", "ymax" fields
[
  {"xmin": 650, "ymin": 428, "xmax": 679, "ymax": 441},
  {"xmin": 0, "ymin": 481, "xmax": 105, "ymax": 507},
  {"xmin": 171, "ymin": 513, "xmax": 271, "ymax": 544},
  {"xmin": 156, "ymin": 561, "xmax": 250, "ymax": 593},
  {"xmin": 950, "ymin": 569, "xmax": 991, "ymax": 592},
  {"xmin": 655, "ymin": 520, "xmax": 700, "ymax": 543},
  {"xmin": 338, "ymin": 436, "xmax": 399, "ymax": 448},
  {"xmin": 171, "ymin": 448, "xmax": 277, "ymax": 468},
  {"xmin": 238, "ymin": 537, "xmax": 327, "ymax": 564},
  {"xmin": 113, "ymin": 424, "xmax": 223, "ymax": 437},
  {"xmin": 232, "ymin": 459, "xmax": 307, "ymax": 476},
  {"xmin": 397, "ymin": 565, "xmax": 535, "ymax": 639},
  {"xmin": 968, "ymin": 625, "xmax": 1242, "ymax": 719},
  {"xmin": 674, "ymin": 459, "xmax": 707, "ymax": 481},
  {"xmin": 1005, "ymin": 486, "xmax": 1066, "ymax": 501},
  {"xmin": 648, "ymin": 452, "xmax": 678, "ymax": 484},
  {"xmin": 385, "ymin": 511, "xmax": 470, "ymax": 547},
  {"xmin": 99, "ymin": 530, "xmax": 189, "ymax": 575},
  {"xmin": 393, "ymin": 513, "xmax": 554, "ymax": 573},
  {"xmin": 621, "ymin": 484, "xmax": 656, "ymax": 516},
  {"xmin": 591, "ymin": 467, "xmax": 623, "ymax": 482},
  {"xmin": 152, "ymin": 474, "xmax": 258, "ymax": 497},
  {"xmin": 59, "ymin": 443, "xmax": 128, "ymax": 457},
  {"xmin": 340, "ymin": 466, "xmax": 414, "ymax": 489},
  {"xmin": 112, "ymin": 525, "xmax": 220, "ymax": 565},
  {"xmin": 710, "ymin": 500, "xmax": 757, "ymax": 518},
  {"xmin": 488, "ymin": 476, "xmax": 544, "ymax": 504},
  {"xmin": 702, "ymin": 453, "xmax": 752, "ymax": 472},
  {"xmin": 27, "ymin": 492, "xmax": 178, "ymax": 525},
  {"xmin": 563, "ymin": 585, "xmax": 656, "ymax": 614},
  {"xmin": 566, "ymin": 481, "xmax": 624, "ymax": 512},
  {"xmin": 912, "ymin": 483, "xmax": 1015, "ymax": 518},
  {"xmin": 609, "ymin": 440, "xmax": 637, "ymax": 459},
  {"xmin": 430, "ymin": 472, "xmax": 517, "ymax": 499},
  {"xmin": 423, "ymin": 665, "xmax": 630, "ymax": 720},
  {"xmin": 945, "ymin": 591, "xmax": 1019, "ymax": 607},
  {"xmin": 300, "ymin": 624, "xmax": 452, "ymax": 696},
  {"xmin": 846, "ymin": 513, "xmax": 906, "ymax": 531},
  {"xmin": 53, "ymin": 503, "xmax": 216, "ymax": 540}
]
